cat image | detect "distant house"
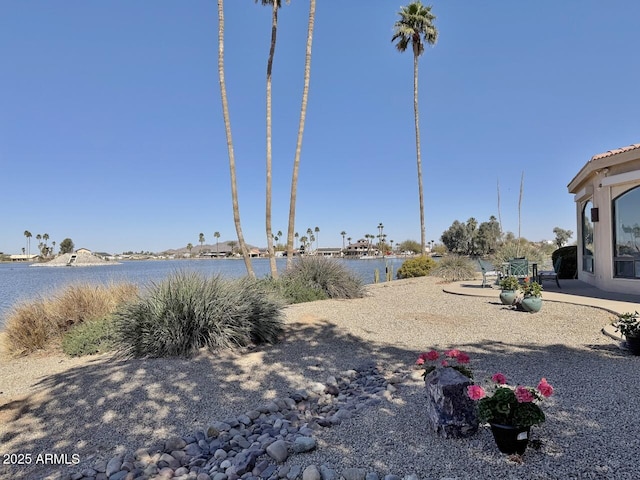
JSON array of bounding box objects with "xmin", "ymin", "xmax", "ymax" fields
[
  {"xmin": 568, "ymin": 143, "xmax": 640, "ymax": 294},
  {"xmin": 344, "ymin": 239, "xmax": 378, "ymax": 257},
  {"xmin": 316, "ymin": 247, "xmax": 342, "ymax": 257},
  {"xmin": 76, "ymin": 248, "xmax": 92, "ymax": 255},
  {"xmin": 10, "ymin": 254, "xmax": 39, "ymax": 262}
]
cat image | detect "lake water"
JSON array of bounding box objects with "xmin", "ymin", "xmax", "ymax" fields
[{"xmin": 0, "ymin": 257, "xmax": 406, "ymax": 328}]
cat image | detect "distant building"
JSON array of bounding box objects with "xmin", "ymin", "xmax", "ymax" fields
[
  {"xmin": 568, "ymin": 143, "xmax": 640, "ymax": 294},
  {"xmin": 9, "ymin": 254, "xmax": 39, "ymax": 262},
  {"xmin": 76, "ymin": 248, "xmax": 92, "ymax": 255},
  {"xmin": 344, "ymin": 239, "xmax": 378, "ymax": 257}
]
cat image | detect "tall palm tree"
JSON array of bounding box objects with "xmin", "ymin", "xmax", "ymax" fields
[
  {"xmin": 340, "ymin": 230, "xmax": 347, "ymax": 251},
  {"xmin": 314, "ymin": 226, "xmax": 319, "ymax": 250},
  {"xmin": 257, "ymin": 0, "xmax": 289, "ymax": 279},
  {"xmin": 199, "ymin": 233, "xmax": 205, "ymax": 253},
  {"xmin": 217, "ymin": 0, "xmax": 256, "ymax": 278},
  {"xmin": 187, "ymin": 243, "xmax": 193, "ymax": 256},
  {"xmin": 392, "ymin": 2, "xmax": 438, "ymax": 256},
  {"xmin": 24, "ymin": 230, "xmax": 32, "ymax": 257},
  {"xmin": 214, "ymin": 231, "xmax": 221, "ymax": 257},
  {"xmin": 286, "ymin": 0, "xmax": 316, "ymax": 267}
]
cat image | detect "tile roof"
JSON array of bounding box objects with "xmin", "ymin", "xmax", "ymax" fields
[{"xmin": 591, "ymin": 143, "xmax": 640, "ymax": 161}]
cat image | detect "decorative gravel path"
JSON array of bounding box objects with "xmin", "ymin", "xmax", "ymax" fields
[{"xmin": 1, "ymin": 276, "xmax": 636, "ymax": 480}]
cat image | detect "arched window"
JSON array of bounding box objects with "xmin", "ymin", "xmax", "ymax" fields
[
  {"xmin": 582, "ymin": 201, "xmax": 594, "ymax": 273},
  {"xmin": 613, "ymin": 186, "xmax": 640, "ymax": 278}
]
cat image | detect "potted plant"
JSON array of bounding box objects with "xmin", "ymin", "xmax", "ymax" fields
[
  {"xmin": 498, "ymin": 276, "xmax": 520, "ymax": 306},
  {"xmin": 612, "ymin": 311, "xmax": 640, "ymax": 355},
  {"xmin": 519, "ymin": 277, "xmax": 543, "ymax": 313},
  {"xmin": 467, "ymin": 373, "xmax": 554, "ymax": 455},
  {"xmin": 416, "ymin": 348, "xmax": 473, "ymax": 379}
]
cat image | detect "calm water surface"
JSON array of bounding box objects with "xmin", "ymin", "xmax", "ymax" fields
[{"xmin": 0, "ymin": 257, "xmax": 406, "ymax": 327}]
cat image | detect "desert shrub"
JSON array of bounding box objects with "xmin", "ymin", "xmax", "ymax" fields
[
  {"xmin": 282, "ymin": 256, "xmax": 364, "ymax": 299},
  {"xmin": 3, "ymin": 282, "xmax": 138, "ymax": 355},
  {"xmin": 62, "ymin": 316, "xmax": 118, "ymax": 357},
  {"xmin": 430, "ymin": 255, "xmax": 476, "ymax": 282},
  {"xmin": 397, "ymin": 256, "xmax": 437, "ymax": 279},
  {"xmin": 552, "ymin": 246, "xmax": 577, "ymax": 279},
  {"xmin": 113, "ymin": 272, "xmax": 283, "ymax": 358},
  {"xmin": 491, "ymin": 240, "xmax": 546, "ymax": 266},
  {"xmin": 260, "ymin": 277, "xmax": 328, "ymax": 304}
]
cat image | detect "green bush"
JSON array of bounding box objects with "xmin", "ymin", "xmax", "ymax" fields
[
  {"xmin": 62, "ymin": 316, "xmax": 118, "ymax": 357},
  {"xmin": 260, "ymin": 277, "xmax": 328, "ymax": 304},
  {"xmin": 429, "ymin": 255, "xmax": 476, "ymax": 282},
  {"xmin": 397, "ymin": 256, "xmax": 437, "ymax": 279},
  {"xmin": 113, "ymin": 272, "xmax": 283, "ymax": 358},
  {"xmin": 282, "ymin": 256, "xmax": 364, "ymax": 299},
  {"xmin": 552, "ymin": 246, "xmax": 577, "ymax": 279}
]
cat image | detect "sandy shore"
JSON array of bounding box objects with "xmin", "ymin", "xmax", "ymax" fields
[{"xmin": 1, "ymin": 277, "xmax": 631, "ymax": 479}]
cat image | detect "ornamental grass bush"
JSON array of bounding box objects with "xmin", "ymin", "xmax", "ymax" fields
[
  {"xmin": 281, "ymin": 256, "xmax": 364, "ymax": 299},
  {"xmin": 259, "ymin": 276, "xmax": 328, "ymax": 304},
  {"xmin": 429, "ymin": 255, "xmax": 476, "ymax": 282},
  {"xmin": 3, "ymin": 282, "xmax": 138, "ymax": 355},
  {"xmin": 396, "ymin": 255, "xmax": 437, "ymax": 279},
  {"xmin": 113, "ymin": 272, "xmax": 283, "ymax": 358}
]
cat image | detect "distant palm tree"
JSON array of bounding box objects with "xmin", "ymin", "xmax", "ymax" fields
[
  {"xmin": 214, "ymin": 231, "xmax": 221, "ymax": 257},
  {"xmin": 217, "ymin": 0, "xmax": 255, "ymax": 278},
  {"xmin": 340, "ymin": 230, "xmax": 347, "ymax": 250},
  {"xmin": 257, "ymin": 0, "xmax": 290, "ymax": 279},
  {"xmin": 314, "ymin": 226, "xmax": 320, "ymax": 250},
  {"xmin": 392, "ymin": 1, "xmax": 438, "ymax": 255},
  {"xmin": 199, "ymin": 233, "xmax": 205, "ymax": 253},
  {"xmin": 228, "ymin": 240, "xmax": 237, "ymax": 255},
  {"xmin": 187, "ymin": 243, "xmax": 193, "ymax": 256},
  {"xmin": 21, "ymin": 247, "xmax": 25, "ymax": 255},
  {"xmin": 294, "ymin": 232, "xmax": 299, "ymax": 249},
  {"xmin": 52, "ymin": 240, "xmax": 56, "ymax": 256},
  {"xmin": 36, "ymin": 234, "xmax": 42, "ymax": 255},
  {"xmin": 23, "ymin": 230, "xmax": 32, "ymax": 257},
  {"xmin": 286, "ymin": 0, "xmax": 316, "ymax": 267}
]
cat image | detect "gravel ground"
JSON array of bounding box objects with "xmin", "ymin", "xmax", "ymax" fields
[{"xmin": 0, "ymin": 276, "xmax": 635, "ymax": 480}]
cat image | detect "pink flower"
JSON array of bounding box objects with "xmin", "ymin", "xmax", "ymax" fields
[
  {"xmin": 515, "ymin": 386, "xmax": 534, "ymax": 403},
  {"xmin": 416, "ymin": 357, "xmax": 425, "ymax": 365},
  {"xmin": 467, "ymin": 385, "xmax": 486, "ymax": 401},
  {"xmin": 491, "ymin": 373, "xmax": 507, "ymax": 384},
  {"xmin": 444, "ymin": 349, "xmax": 460, "ymax": 358},
  {"xmin": 537, "ymin": 378, "xmax": 554, "ymax": 398},
  {"xmin": 456, "ymin": 352, "xmax": 470, "ymax": 364},
  {"xmin": 440, "ymin": 360, "xmax": 449, "ymax": 367},
  {"xmin": 425, "ymin": 350, "xmax": 439, "ymax": 361}
]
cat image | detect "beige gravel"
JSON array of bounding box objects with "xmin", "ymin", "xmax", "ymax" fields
[{"xmin": 0, "ymin": 277, "xmax": 626, "ymax": 479}]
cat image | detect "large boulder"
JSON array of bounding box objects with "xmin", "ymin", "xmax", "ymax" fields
[{"xmin": 424, "ymin": 367, "xmax": 478, "ymax": 438}]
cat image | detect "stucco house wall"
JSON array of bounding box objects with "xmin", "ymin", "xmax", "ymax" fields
[{"xmin": 568, "ymin": 143, "xmax": 640, "ymax": 294}]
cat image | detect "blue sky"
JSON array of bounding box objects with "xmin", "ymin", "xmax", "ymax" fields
[{"xmin": 2, "ymin": 1, "xmax": 639, "ymax": 254}]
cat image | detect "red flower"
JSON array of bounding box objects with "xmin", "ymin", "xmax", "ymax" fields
[
  {"xmin": 467, "ymin": 385, "xmax": 486, "ymax": 400},
  {"xmin": 425, "ymin": 350, "xmax": 439, "ymax": 361},
  {"xmin": 416, "ymin": 357, "xmax": 425, "ymax": 365},
  {"xmin": 537, "ymin": 378, "xmax": 554, "ymax": 398},
  {"xmin": 491, "ymin": 372, "xmax": 507, "ymax": 384},
  {"xmin": 515, "ymin": 386, "xmax": 534, "ymax": 403},
  {"xmin": 440, "ymin": 360, "xmax": 449, "ymax": 367},
  {"xmin": 456, "ymin": 352, "xmax": 470, "ymax": 364},
  {"xmin": 444, "ymin": 349, "xmax": 460, "ymax": 358}
]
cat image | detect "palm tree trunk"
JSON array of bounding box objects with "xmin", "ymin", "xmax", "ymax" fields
[
  {"xmin": 217, "ymin": 0, "xmax": 255, "ymax": 279},
  {"xmin": 286, "ymin": 0, "xmax": 316, "ymax": 268},
  {"xmin": 266, "ymin": 1, "xmax": 278, "ymax": 278},
  {"xmin": 413, "ymin": 53, "xmax": 426, "ymax": 255}
]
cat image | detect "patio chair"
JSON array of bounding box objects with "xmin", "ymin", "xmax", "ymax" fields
[
  {"xmin": 538, "ymin": 257, "xmax": 562, "ymax": 288},
  {"xmin": 508, "ymin": 258, "xmax": 529, "ymax": 279},
  {"xmin": 478, "ymin": 259, "xmax": 501, "ymax": 288}
]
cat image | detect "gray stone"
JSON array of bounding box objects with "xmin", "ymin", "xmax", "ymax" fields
[
  {"xmin": 105, "ymin": 455, "xmax": 123, "ymax": 477},
  {"xmin": 175, "ymin": 467, "xmax": 189, "ymax": 476},
  {"xmin": 424, "ymin": 367, "xmax": 478, "ymax": 438},
  {"xmin": 80, "ymin": 468, "xmax": 98, "ymax": 477},
  {"xmin": 320, "ymin": 465, "xmax": 337, "ymax": 480},
  {"xmin": 246, "ymin": 410, "xmax": 261, "ymax": 421},
  {"xmin": 214, "ymin": 449, "xmax": 228, "ymax": 460},
  {"xmin": 110, "ymin": 471, "xmax": 128, "ymax": 480},
  {"xmin": 238, "ymin": 414, "xmax": 253, "ymax": 425},
  {"xmin": 365, "ymin": 473, "xmax": 379, "ymax": 480},
  {"xmin": 198, "ymin": 474, "xmax": 213, "ymax": 480},
  {"xmin": 287, "ymin": 465, "xmax": 302, "ymax": 480},
  {"xmin": 292, "ymin": 436, "xmax": 316, "ymax": 453},
  {"xmin": 159, "ymin": 452, "xmax": 180, "ymax": 469},
  {"xmin": 403, "ymin": 476, "xmax": 418, "ymax": 480},
  {"xmin": 383, "ymin": 476, "xmax": 401, "ymax": 480},
  {"xmin": 302, "ymin": 465, "xmax": 321, "ymax": 480},
  {"xmin": 165, "ymin": 436, "xmax": 188, "ymax": 452},
  {"xmin": 261, "ymin": 465, "xmax": 278, "ymax": 479},
  {"xmin": 213, "ymin": 474, "xmax": 228, "ymax": 480},
  {"xmin": 342, "ymin": 468, "xmax": 366, "ymax": 480},
  {"xmin": 278, "ymin": 466, "xmax": 291, "ymax": 478},
  {"xmin": 266, "ymin": 439, "xmax": 289, "ymax": 463}
]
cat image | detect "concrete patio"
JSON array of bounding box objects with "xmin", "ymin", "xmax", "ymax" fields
[{"xmin": 443, "ymin": 278, "xmax": 640, "ymax": 341}]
